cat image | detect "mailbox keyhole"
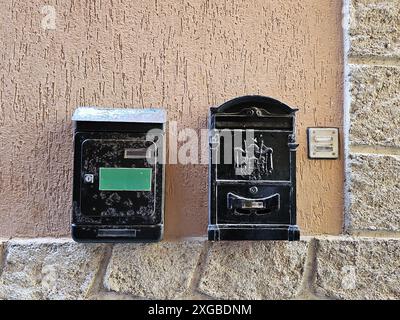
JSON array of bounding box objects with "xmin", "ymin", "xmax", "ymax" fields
[{"xmin": 249, "ymin": 186, "xmax": 258, "ymax": 194}]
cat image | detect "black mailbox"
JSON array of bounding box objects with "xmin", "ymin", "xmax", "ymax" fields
[
  {"xmin": 72, "ymin": 107, "xmax": 166, "ymax": 242},
  {"xmin": 208, "ymin": 96, "xmax": 300, "ymax": 241}
]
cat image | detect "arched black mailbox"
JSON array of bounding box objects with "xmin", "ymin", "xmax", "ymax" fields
[{"xmin": 208, "ymin": 96, "xmax": 300, "ymax": 241}]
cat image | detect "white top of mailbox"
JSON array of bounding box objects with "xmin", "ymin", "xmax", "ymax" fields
[{"xmin": 72, "ymin": 107, "xmax": 166, "ymax": 123}]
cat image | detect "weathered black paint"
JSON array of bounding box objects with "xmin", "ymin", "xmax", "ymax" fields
[
  {"xmin": 208, "ymin": 96, "xmax": 300, "ymax": 241},
  {"xmin": 72, "ymin": 109, "xmax": 165, "ymax": 242}
]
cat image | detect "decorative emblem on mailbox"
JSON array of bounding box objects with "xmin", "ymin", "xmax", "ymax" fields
[
  {"xmin": 208, "ymin": 96, "xmax": 300, "ymax": 241},
  {"xmin": 71, "ymin": 107, "xmax": 166, "ymax": 242}
]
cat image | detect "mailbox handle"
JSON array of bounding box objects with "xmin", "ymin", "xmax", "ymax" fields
[{"xmin": 227, "ymin": 192, "xmax": 280, "ymax": 212}]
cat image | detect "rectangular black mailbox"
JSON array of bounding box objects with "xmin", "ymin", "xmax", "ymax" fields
[
  {"xmin": 208, "ymin": 96, "xmax": 300, "ymax": 241},
  {"xmin": 72, "ymin": 107, "xmax": 166, "ymax": 242}
]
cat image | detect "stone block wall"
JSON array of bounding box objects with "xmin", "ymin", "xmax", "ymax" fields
[
  {"xmin": 0, "ymin": 237, "xmax": 398, "ymax": 300},
  {"xmin": 346, "ymin": 0, "xmax": 400, "ymax": 233}
]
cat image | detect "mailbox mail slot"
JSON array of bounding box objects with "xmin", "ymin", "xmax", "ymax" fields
[
  {"xmin": 72, "ymin": 107, "xmax": 166, "ymax": 242},
  {"xmin": 227, "ymin": 193, "xmax": 280, "ymax": 211},
  {"xmin": 208, "ymin": 96, "xmax": 300, "ymax": 241}
]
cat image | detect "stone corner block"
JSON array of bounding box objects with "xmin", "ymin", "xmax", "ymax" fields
[
  {"xmin": 104, "ymin": 240, "xmax": 206, "ymax": 299},
  {"xmin": 347, "ymin": 153, "xmax": 400, "ymax": 232},
  {"xmin": 349, "ymin": 0, "xmax": 400, "ymax": 58},
  {"xmin": 198, "ymin": 240, "xmax": 310, "ymax": 300},
  {"xmin": 349, "ymin": 65, "xmax": 400, "ymax": 148},
  {"xmin": 314, "ymin": 237, "xmax": 400, "ymax": 300},
  {"xmin": 0, "ymin": 238, "xmax": 105, "ymax": 300}
]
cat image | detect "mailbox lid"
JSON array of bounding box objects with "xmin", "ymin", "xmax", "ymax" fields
[
  {"xmin": 210, "ymin": 95, "xmax": 297, "ymax": 130},
  {"xmin": 72, "ymin": 107, "xmax": 166, "ymax": 123},
  {"xmin": 72, "ymin": 107, "xmax": 166, "ymax": 133}
]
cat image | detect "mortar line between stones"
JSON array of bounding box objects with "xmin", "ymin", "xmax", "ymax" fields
[
  {"xmin": 349, "ymin": 56, "xmax": 400, "ymax": 67},
  {"xmin": 87, "ymin": 245, "xmax": 144, "ymax": 300},
  {"xmin": 342, "ymin": 0, "xmax": 352, "ymax": 233},
  {"xmin": 187, "ymin": 241, "xmax": 215, "ymax": 300},
  {"xmin": 86, "ymin": 244, "xmax": 115, "ymax": 299},
  {"xmin": 347, "ymin": 230, "xmax": 400, "ymax": 239},
  {"xmin": 350, "ymin": 145, "xmax": 400, "ymax": 156},
  {"xmin": 295, "ymin": 238, "xmax": 319, "ymax": 299},
  {"xmin": 296, "ymin": 238, "xmax": 336, "ymax": 300},
  {"xmin": 0, "ymin": 240, "xmax": 9, "ymax": 277}
]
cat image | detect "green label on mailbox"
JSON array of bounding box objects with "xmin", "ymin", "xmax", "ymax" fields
[{"xmin": 99, "ymin": 168, "xmax": 152, "ymax": 191}]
